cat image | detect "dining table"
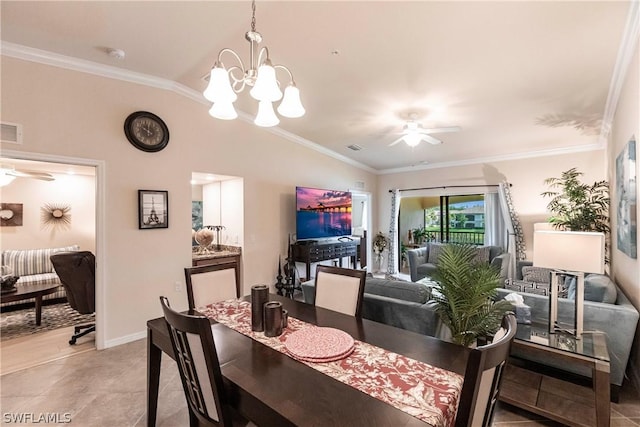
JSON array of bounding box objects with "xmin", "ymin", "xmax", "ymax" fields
[{"xmin": 147, "ymin": 294, "xmax": 471, "ymax": 427}]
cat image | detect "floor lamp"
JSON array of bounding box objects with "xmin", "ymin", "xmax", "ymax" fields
[{"xmin": 533, "ymin": 230, "xmax": 605, "ymax": 339}]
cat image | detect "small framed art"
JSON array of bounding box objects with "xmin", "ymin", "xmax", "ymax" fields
[{"xmin": 138, "ymin": 190, "xmax": 168, "ymax": 229}]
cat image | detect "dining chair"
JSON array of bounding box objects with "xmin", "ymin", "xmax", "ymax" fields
[
  {"xmin": 313, "ymin": 265, "xmax": 366, "ymax": 317},
  {"xmin": 159, "ymin": 296, "xmax": 253, "ymax": 427},
  {"xmin": 184, "ymin": 262, "xmax": 240, "ymax": 311},
  {"xmin": 454, "ymin": 313, "xmax": 517, "ymax": 427}
]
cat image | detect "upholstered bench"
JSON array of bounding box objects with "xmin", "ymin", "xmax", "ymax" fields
[{"xmin": 1, "ymin": 245, "xmax": 79, "ymax": 308}]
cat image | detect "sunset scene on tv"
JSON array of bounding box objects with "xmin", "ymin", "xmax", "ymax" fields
[{"xmin": 296, "ymin": 187, "xmax": 352, "ymax": 239}]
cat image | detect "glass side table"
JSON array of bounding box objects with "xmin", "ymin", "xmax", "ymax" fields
[{"xmin": 499, "ymin": 322, "xmax": 610, "ymax": 427}]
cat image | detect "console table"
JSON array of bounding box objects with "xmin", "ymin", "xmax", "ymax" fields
[{"xmin": 291, "ymin": 240, "xmax": 358, "ymax": 280}]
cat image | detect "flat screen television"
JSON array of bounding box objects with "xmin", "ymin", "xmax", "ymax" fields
[{"xmin": 296, "ymin": 186, "xmax": 352, "ymax": 240}]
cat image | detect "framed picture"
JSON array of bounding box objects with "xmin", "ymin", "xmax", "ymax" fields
[
  {"xmin": 616, "ymin": 136, "xmax": 637, "ymax": 259},
  {"xmin": 138, "ymin": 190, "xmax": 168, "ymax": 229},
  {"xmin": 0, "ymin": 203, "xmax": 23, "ymax": 227}
]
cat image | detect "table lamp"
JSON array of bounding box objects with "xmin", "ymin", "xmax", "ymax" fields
[{"xmin": 533, "ymin": 229, "xmax": 605, "ymax": 339}]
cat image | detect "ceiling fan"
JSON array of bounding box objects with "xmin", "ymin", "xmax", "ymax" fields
[
  {"xmin": 389, "ymin": 117, "xmax": 461, "ymax": 147},
  {"xmin": 0, "ymin": 165, "xmax": 54, "ymax": 186}
]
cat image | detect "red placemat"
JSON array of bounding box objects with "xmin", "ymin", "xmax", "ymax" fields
[{"xmin": 285, "ymin": 327, "xmax": 354, "ymax": 361}]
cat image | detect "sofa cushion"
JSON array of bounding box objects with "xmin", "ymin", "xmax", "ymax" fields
[
  {"xmin": 416, "ymin": 263, "xmax": 438, "ymax": 278},
  {"xmin": 364, "ymin": 278, "xmax": 430, "ymax": 304},
  {"xmin": 521, "ymin": 266, "xmax": 553, "ymax": 284},
  {"xmin": 16, "ymin": 272, "xmax": 60, "ymax": 286},
  {"xmin": 567, "ymin": 274, "xmax": 617, "ymax": 304},
  {"xmin": 3, "ymin": 245, "xmax": 80, "ymax": 276},
  {"xmin": 427, "ymin": 243, "xmax": 446, "ymax": 264}
]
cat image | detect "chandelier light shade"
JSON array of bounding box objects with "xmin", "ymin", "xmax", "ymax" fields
[
  {"xmin": 203, "ymin": 0, "xmax": 304, "ymax": 126},
  {"xmin": 403, "ymin": 133, "xmax": 423, "ymax": 147}
]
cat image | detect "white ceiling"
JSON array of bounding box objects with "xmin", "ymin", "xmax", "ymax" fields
[{"xmin": 0, "ymin": 1, "xmax": 634, "ymax": 173}]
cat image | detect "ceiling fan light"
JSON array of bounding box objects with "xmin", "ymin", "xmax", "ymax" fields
[
  {"xmin": 208, "ymin": 101, "xmax": 238, "ymax": 120},
  {"xmin": 250, "ymin": 61, "xmax": 283, "ymax": 102},
  {"xmin": 203, "ymin": 64, "xmax": 238, "ymax": 103},
  {"xmin": 0, "ymin": 169, "xmax": 15, "ymax": 187},
  {"xmin": 403, "ymin": 134, "xmax": 422, "ymax": 147},
  {"xmin": 277, "ymin": 84, "xmax": 305, "ymax": 118},
  {"xmin": 254, "ymin": 101, "xmax": 280, "ymax": 127}
]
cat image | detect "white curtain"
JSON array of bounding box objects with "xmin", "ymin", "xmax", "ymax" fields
[
  {"xmin": 497, "ymin": 182, "xmax": 517, "ymax": 280},
  {"xmin": 387, "ymin": 189, "xmax": 401, "ymax": 274},
  {"xmin": 484, "ymin": 191, "xmax": 507, "ymax": 248}
]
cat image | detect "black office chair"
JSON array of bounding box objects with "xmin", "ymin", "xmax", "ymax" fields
[
  {"xmin": 159, "ymin": 296, "xmax": 252, "ymax": 427},
  {"xmin": 50, "ymin": 251, "xmax": 96, "ymax": 345},
  {"xmin": 454, "ymin": 313, "xmax": 517, "ymax": 427}
]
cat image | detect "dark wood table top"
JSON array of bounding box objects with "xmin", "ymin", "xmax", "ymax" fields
[
  {"xmin": 0, "ymin": 282, "xmax": 60, "ymax": 303},
  {"xmin": 148, "ymin": 294, "xmax": 470, "ymax": 427}
]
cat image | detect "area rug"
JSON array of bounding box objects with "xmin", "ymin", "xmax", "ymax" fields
[{"xmin": 0, "ymin": 303, "xmax": 94, "ymax": 342}]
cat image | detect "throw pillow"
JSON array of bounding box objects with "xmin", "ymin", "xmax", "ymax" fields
[
  {"xmin": 427, "ymin": 243, "xmax": 446, "ymax": 264},
  {"xmin": 567, "ymin": 274, "xmax": 617, "ymax": 304},
  {"xmin": 504, "ymin": 279, "xmax": 550, "ymax": 296},
  {"xmin": 472, "ymin": 246, "xmax": 491, "ymax": 264},
  {"xmin": 522, "ymin": 266, "xmax": 553, "ymax": 284}
]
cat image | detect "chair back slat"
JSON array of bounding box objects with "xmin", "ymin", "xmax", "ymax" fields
[
  {"xmin": 314, "ymin": 265, "xmax": 366, "ymax": 317},
  {"xmin": 185, "ymin": 263, "xmax": 240, "ymax": 310},
  {"xmin": 455, "ymin": 314, "xmax": 517, "ymax": 427},
  {"xmin": 160, "ymin": 296, "xmax": 230, "ymax": 426}
]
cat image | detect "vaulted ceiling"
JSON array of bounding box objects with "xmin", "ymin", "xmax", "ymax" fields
[{"xmin": 1, "ymin": 1, "xmax": 633, "ymax": 173}]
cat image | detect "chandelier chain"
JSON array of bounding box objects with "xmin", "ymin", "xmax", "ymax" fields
[{"xmin": 251, "ymin": 0, "xmax": 257, "ymax": 32}]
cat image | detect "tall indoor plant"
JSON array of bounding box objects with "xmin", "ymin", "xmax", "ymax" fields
[
  {"xmin": 541, "ymin": 167, "xmax": 609, "ymax": 234},
  {"xmin": 432, "ymin": 244, "xmax": 513, "ymax": 347}
]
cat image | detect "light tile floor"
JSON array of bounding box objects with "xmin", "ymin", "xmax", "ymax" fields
[{"xmin": 1, "ymin": 338, "xmax": 639, "ymax": 426}]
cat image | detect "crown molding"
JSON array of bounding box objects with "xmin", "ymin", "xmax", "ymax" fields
[
  {"xmin": 0, "ymin": 39, "xmax": 624, "ymax": 176},
  {"xmin": 599, "ymin": 0, "xmax": 639, "ymax": 145},
  {"xmin": 1, "ymin": 42, "xmax": 377, "ymax": 173},
  {"xmin": 377, "ymin": 142, "xmax": 605, "ymax": 175}
]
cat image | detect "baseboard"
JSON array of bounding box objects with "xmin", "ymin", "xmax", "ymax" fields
[{"xmin": 103, "ymin": 330, "xmax": 146, "ymax": 349}]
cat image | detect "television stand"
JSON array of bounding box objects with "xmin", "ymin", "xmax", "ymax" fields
[{"xmin": 291, "ymin": 240, "xmax": 358, "ymax": 280}]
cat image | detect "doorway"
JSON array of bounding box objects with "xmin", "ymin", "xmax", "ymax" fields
[{"xmin": 0, "ymin": 151, "xmax": 102, "ymax": 373}]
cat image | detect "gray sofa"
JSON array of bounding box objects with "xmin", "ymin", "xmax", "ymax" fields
[
  {"xmin": 497, "ymin": 261, "xmax": 639, "ymax": 393},
  {"xmin": 407, "ymin": 242, "xmax": 510, "ymax": 283},
  {"xmin": 301, "ymin": 277, "xmax": 440, "ymax": 337}
]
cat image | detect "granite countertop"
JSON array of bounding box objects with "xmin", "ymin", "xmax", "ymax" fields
[{"xmin": 192, "ymin": 245, "xmax": 241, "ymax": 260}]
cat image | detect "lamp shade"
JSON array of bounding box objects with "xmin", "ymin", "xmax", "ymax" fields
[
  {"xmin": 203, "ymin": 65, "xmax": 238, "ymax": 103},
  {"xmin": 208, "ymin": 101, "xmax": 238, "ymax": 120},
  {"xmin": 250, "ymin": 62, "xmax": 283, "ymax": 102},
  {"xmin": 403, "ymin": 133, "xmax": 422, "ymax": 147},
  {"xmin": 277, "ymin": 84, "xmax": 305, "ymax": 118},
  {"xmin": 254, "ymin": 101, "xmax": 280, "ymax": 127},
  {"xmin": 533, "ymin": 230, "xmax": 605, "ymax": 274}
]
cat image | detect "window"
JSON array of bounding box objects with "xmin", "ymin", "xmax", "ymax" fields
[{"xmin": 424, "ymin": 194, "xmax": 485, "ymax": 245}]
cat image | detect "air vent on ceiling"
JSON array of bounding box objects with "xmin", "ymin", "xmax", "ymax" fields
[
  {"xmin": 1, "ymin": 122, "xmax": 23, "ymax": 145},
  {"xmin": 347, "ymin": 144, "xmax": 363, "ymax": 151}
]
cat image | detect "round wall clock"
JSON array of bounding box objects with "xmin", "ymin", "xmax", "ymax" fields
[{"xmin": 124, "ymin": 111, "xmax": 170, "ymax": 152}]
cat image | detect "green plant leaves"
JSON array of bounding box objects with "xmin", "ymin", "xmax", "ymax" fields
[{"xmin": 432, "ymin": 244, "xmax": 513, "ymax": 347}]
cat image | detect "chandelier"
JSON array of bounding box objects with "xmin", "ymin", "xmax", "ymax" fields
[{"xmin": 203, "ymin": 0, "xmax": 305, "ymax": 127}]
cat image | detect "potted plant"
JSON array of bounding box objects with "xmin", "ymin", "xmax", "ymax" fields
[
  {"xmin": 432, "ymin": 244, "xmax": 513, "ymax": 347},
  {"xmin": 541, "ymin": 167, "xmax": 609, "ymax": 233},
  {"xmin": 541, "ymin": 167, "xmax": 610, "ymax": 262}
]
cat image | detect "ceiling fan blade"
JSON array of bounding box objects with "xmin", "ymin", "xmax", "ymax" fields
[
  {"xmin": 421, "ymin": 134, "xmax": 443, "ymax": 145},
  {"xmin": 8, "ymin": 170, "xmax": 55, "ymax": 181},
  {"xmin": 421, "ymin": 126, "xmax": 462, "ymax": 134},
  {"xmin": 388, "ymin": 136, "xmax": 405, "ymax": 146}
]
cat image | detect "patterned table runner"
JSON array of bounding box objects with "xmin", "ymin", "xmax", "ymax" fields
[{"xmin": 198, "ymin": 299, "xmax": 463, "ymax": 427}]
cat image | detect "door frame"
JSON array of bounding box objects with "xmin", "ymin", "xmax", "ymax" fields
[
  {"xmin": 350, "ymin": 189, "xmax": 373, "ymax": 273},
  {"xmin": 2, "ymin": 149, "xmax": 106, "ymax": 349}
]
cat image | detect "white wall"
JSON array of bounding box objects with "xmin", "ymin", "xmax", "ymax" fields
[
  {"xmin": 609, "ymin": 46, "xmax": 639, "ymax": 385},
  {"xmin": 0, "ymin": 172, "xmax": 96, "ymax": 252},
  {"xmin": 0, "ymin": 56, "xmax": 377, "ymax": 346}
]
